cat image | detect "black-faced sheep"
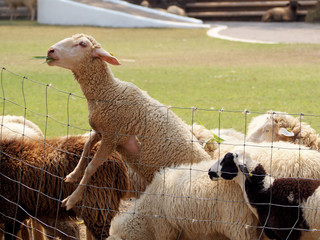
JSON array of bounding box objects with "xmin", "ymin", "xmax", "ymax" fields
[
  {"xmin": 46, "ymin": 33, "xmax": 212, "ymax": 210},
  {"xmin": 262, "ymin": 0, "xmax": 302, "ymax": 22},
  {"xmin": 108, "ymin": 124, "xmax": 320, "ymax": 240},
  {"xmin": 0, "ymin": 135, "xmax": 129, "ymax": 240},
  {"xmin": 247, "ymin": 111, "xmax": 320, "ymax": 150},
  {"xmin": 4, "ymin": 0, "xmax": 37, "ymax": 21},
  {"xmin": 209, "ymin": 151, "xmax": 320, "ymax": 240}
]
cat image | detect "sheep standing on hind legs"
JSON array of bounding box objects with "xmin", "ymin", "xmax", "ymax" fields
[
  {"xmin": 46, "ymin": 34, "xmax": 212, "ymax": 210},
  {"xmin": 209, "ymin": 151, "xmax": 320, "ymax": 240}
]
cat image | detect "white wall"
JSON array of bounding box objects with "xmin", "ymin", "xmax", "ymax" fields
[{"xmin": 38, "ymin": 0, "xmax": 209, "ymax": 28}]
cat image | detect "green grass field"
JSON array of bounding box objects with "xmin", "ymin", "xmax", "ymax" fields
[{"xmin": 1, "ymin": 21, "xmax": 320, "ymax": 137}]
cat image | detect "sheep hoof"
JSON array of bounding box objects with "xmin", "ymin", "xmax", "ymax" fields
[
  {"xmin": 61, "ymin": 196, "xmax": 69, "ymax": 208},
  {"xmin": 64, "ymin": 174, "xmax": 78, "ymax": 183},
  {"xmin": 61, "ymin": 196, "xmax": 75, "ymax": 211}
]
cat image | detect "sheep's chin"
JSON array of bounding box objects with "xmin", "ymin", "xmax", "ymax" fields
[{"xmin": 47, "ymin": 60, "xmax": 57, "ymax": 66}]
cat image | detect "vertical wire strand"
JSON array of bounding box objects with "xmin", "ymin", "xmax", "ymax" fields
[
  {"xmin": 286, "ymin": 113, "xmax": 304, "ymax": 239},
  {"xmin": 175, "ymin": 107, "xmax": 196, "ymax": 240},
  {"xmin": 12, "ymin": 76, "xmax": 28, "ymax": 239},
  {"xmin": 258, "ymin": 111, "xmax": 275, "ymax": 240},
  {"xmin": 53, "ymin": 92, "xmax": 72, "ymax": 237},
  {"xmin": 203, "ymin": 110, "xmax": 219, "ymax": 239},
  {"xmin": 0, "ymin": 67, "xmax": 6, "ymax": 186},
  {"xmin": 34, "ymin": 84, "xmax": 50, "ymax": 229},
  {"xmin": 0, "ymin": 67, "xmax": 7, "ymax": 238},
  {"xmin": 230, "ymin": 111, "xmax": 248, "ymax": 240},
  {"xmin": 204, "ymin": 109, "xmax": 223, "ymax": 239}
]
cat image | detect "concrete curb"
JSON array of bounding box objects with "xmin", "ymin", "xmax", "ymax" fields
[{"xmin": 207, "ymin": 24, "xmax": 276, "ymax": 44}]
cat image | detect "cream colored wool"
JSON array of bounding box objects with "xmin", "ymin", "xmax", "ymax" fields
[
  {"xmin": 189, "ymin": 124, "xmax": 245, "ymax": 158},
  {"xmin": 247, "ymin": 111, "xmax": 320, "ymax": 150},
  {"xmin": 47, "ymin": 34, "xmax": 212, "ymax": 210},
  {"xmin": 261, "ymin": 0, "xmax": 301, "ymax": 22},
  {"xmin": 4, "ymin": 0, "xmax": 37, "ymax": 20},
  {"xmin": 108, "ymin": 140, "xmax": 320, "ymax": 240},
  {"xmin": 0, "ymin": 115, "xmax": 44, "ymax": 141}
]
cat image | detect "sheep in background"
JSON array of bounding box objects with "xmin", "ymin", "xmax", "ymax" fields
[
  {"xmin": 189, "ymin": 123, "xmax": 245, "ymax": 157},
  {"xmin": 4, "ymin": 0, "xmax": 37, "ymax": 21},
  {"xmin": 0, "ymin": 135, "xmax": 129, "ymax": 240},
  {"xmin": 247, "ymin": 111, "xmax": 320, "ymax": 150},
  {"xmin": 0, "ymin": 115, "xmax": 43, "ymax": 141},
  {"xmin": 167, "ymin": 5, "xmax": 186, "ymax": 16},
  {"xmin": 209, "ymin": 151, "xmax": 320, "ymax": 240},
  {"xmin": 0, "ymin": 115, "xmax": 45, "ymax": 240},
  {"xmin": 262, "ymin": 0, "xmax": 301, "ymax": 22},
  {"xmin": 46, "ymin": 33, "xmax": 212, "ymax": 210},
  {"xmin": 108, "ymin": 137, "xmax": 320, "ymax": 240}
]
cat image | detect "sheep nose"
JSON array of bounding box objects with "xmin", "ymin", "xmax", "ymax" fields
[
  {"xmin": 208, "ymin": 170, "xmax": 219, "ymax": 180},
  {"xmin": 47, "ymin": 48, "xmax": 55, "ymax": 56}
]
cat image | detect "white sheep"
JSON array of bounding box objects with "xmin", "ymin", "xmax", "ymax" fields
[
  {"xmin": 167, "ymin": 5, "xmax": 186, "ymax": 16},
  {"xmin": 0, "ymin": 115, "xmax": 44, "ymax": 141},
  {"xmin": 4, "ymin": 0, "xmax": 37, "ymax": 21},
  {"xmin": 108, "ymin": 139, "xmax": 320, "ymax": 240},
  {"xmin": 46, "ymin": 33, "xmax": 212, "ymax": 210},
  {"xmin": 189, "ymin": 123, "xmax": 245, "ymax": 157},
  {"xmin": 209, "ymin": 151, "xmax": 320, "ymax": 240},
  {"xmin": 247, "ymin": 111, "xmax": 320, "ymax": 150},
  {"xmin": 262, "ymin": 0, "xmax": 301, "ymax": 22}
]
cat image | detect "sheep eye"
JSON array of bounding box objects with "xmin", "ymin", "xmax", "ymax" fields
[{"xmin": 79, "ymin": 42, "xmax": 87, "ymax": 47}]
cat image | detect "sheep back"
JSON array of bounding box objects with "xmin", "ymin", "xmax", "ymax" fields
[{"xmin": 0, "ymin": 135, "xmax": 129, "ymax": 239}]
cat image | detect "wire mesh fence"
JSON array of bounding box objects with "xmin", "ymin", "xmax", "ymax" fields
[{"xmin": 0, "ymin": 66, "xmax": 320, "ymax": 240}]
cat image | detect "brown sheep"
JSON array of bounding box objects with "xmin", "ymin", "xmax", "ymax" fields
[
  {"xmin": 4, "ymin": 0, "xmax": 37, "ymax": 21},
  {"xmin": 262, "ymin": 0, "xmax": 302, "ymax": 22},
  {"xmin": 0, "ymin": 135, "xmax": 129, "ymax": 240}
]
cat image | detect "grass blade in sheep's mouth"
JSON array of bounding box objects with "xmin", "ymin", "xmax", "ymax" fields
[{"xmin": 32, "ymin": 56, "xmax": 55, "ymax": 63}]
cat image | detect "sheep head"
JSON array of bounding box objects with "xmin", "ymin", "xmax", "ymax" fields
[
  {"xmin": 208, "ymin": 151, "xmax": 256, "ymax": 183},
  {"xmin": 287, "ymin": 1, "xmax": 301, "ymax": 11},
  {"xmin": 47, "ymin": 34, "xmax": 120, "ymax": 71},
  {"xmin": 247, "ymin": 112, "xmax": 294, "ymax": 143}
]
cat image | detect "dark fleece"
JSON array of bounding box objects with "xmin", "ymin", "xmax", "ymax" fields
[
  {"xmin": 0, "ymin": 136, "xmax": 129, "ymax": 240},
  {"xmin": 245, "ymin": 164, "xmax": 320, "ymax": 240}
]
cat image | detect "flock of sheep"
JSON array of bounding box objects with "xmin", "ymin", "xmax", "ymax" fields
[{"xmin": 0, "ymin": 34, "xmax": 320, "ymax": 240}]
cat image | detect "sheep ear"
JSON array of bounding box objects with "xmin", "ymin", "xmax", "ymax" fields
[
  {"xmin": 92, "ymin": 48, "xmax": 121, "ymax": 65},
  {"xmin": 278, "ymin": 127, "xmax": 294, "ymax": 137},
  {"xmin": 239, "ymin": 164, "xmax": 252, "ymax": 182}
]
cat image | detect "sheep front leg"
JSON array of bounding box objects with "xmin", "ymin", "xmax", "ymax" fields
[
  {"xmin": 62, "ymin": 137, "xmax": 114, "ymax": 210},
  {"xmin": 65, "ymin": 131, "xmax": 101, "ymax": 183}
]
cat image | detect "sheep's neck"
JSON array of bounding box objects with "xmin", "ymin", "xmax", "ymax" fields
[
  {"xmin": 73, "ymin": 59, "xmax": 115, "ymax": 100},
  {"xmin": 243, "ymin": 164, "xmax": 271, "ymax": 205}
]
